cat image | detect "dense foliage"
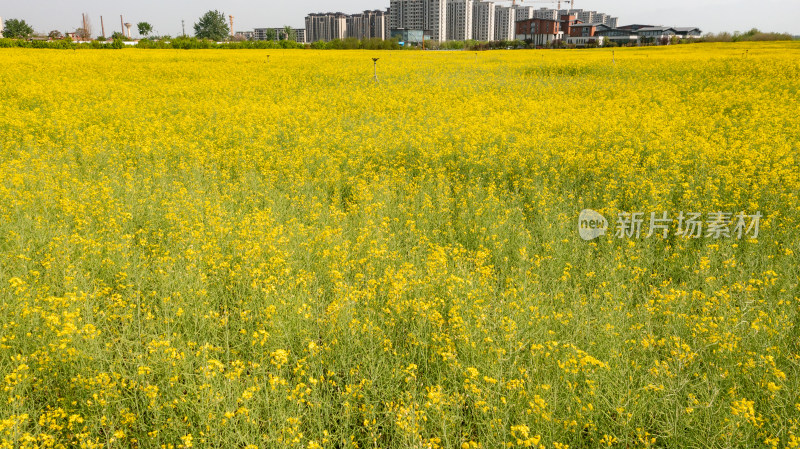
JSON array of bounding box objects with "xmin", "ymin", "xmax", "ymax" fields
[
  {"xmin": 1, "ymin": 18, "xmax": 33, "ymax": 39},
  {"xmin": 137, "ymin": 22, "xmax": 154, "ymax": 38},
  {"xmin": 194, "ymin": 10, "xmax": 230, "ymax": 42},
  {"xmin": 702, "ymin": 28, "xmax": 795, "ymax": 42}
]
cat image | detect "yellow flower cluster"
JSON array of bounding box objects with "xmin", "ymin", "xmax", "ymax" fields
[{"xmin": 0, "ymin": 42, "xmax": 798, "ymax": 447}]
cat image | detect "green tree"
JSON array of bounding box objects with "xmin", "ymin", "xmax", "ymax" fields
[
  {"xmin": 137, "ymin": 22, "xmax": 153, "ymax": 37},
  {"xmin": 2, "ymin": 18, "xmax": 34, "ymax": 39},
  {"xmin": 194, "ymin": 10, "xmax": 229, "ymax": 41},
  {"xmin": 265, "ymin": 28, "xmax": 277, "ymax": 41},
  {"xmin": 48, "ymin": 30, "xmax": 63, "ymax": 40},
  {"xmin": 283, "ymin": 25, "xmax": 296, "ymax": 42}
]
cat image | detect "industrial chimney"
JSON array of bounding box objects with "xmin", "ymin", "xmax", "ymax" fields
[{"xmin": 229, "ymin": 15, "xmax": 234, "ymax": 37}]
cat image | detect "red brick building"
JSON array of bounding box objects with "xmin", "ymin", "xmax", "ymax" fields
[
  {"xmin": 569, "ymin": 23, "xmax": 602, "ymax": 38},
  {"xmin": 515, "ymin": 14, "xmax": 579, "ymax": 46}
]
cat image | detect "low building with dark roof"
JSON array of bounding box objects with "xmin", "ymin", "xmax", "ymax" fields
[{"xmin": 672, "ymin": 27, "xmax": 702, "ymax": 38}]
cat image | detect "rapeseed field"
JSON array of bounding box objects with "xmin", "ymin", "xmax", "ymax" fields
[{"xmin": 0, "ymin": 42, "xmax": 799, "ymax": 448}]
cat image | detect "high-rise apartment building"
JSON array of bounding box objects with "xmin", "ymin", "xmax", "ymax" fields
[
  {"xmin": 305, "ymin": 12, "xmax": 347, "ymax": 42},
  {"xmin": 514, "ymin": 5, "xmax": 534, "ymax": 21},
  {"xmin": 347, "ymin": 10, "xmax": 389, "ymax": 40},
  {"xmin": 426, "ymin": 0, "xmax": 447, "ymax": 42},
  {"xmin": 534, "ymin": 8, "xmax": 558, "ymax": 20},
  {"xmin": 305, "ymin": 8, "xmax": 391, "ymax": 42},
  {"xmin": 545, "ymin": 8, "xmax": 617, "ymax": 28},
  {"xmin": 446, "ymin": 0, "xmax": 473, "ymax": 41},
  {"xmin": 389, "ymin": 0, "xmax": 447, "ymax": 41},
  {"xmin": 558, "ymin": 9, "xmax": 582, "ymax": 19},
  {"xmin": 577, "ymin": 10, "xmax": 595, "ymax": 24},
  {"xmin": 494, "ymin": 5, "xmax": 515, "ymax": 41},
  {"xmin": 346, "ymin": 15, "xmax": 363, "ymax": 39},
  {"xmin": 389, "ymin": 0, "xmax": 425, "ymax": 30},
  {"xmin": 472, "ymin": 1, "xmax": 495, "ymax": 41}
]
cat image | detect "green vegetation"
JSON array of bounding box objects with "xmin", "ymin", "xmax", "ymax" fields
[
  {"xmin": 1, "ymin": 18, "xmax": 34, "ymax": 39},
  {"xmin": 137, "ymin": 22, "xmax": 154, "ymax": 38},
  {"xmin": 702, "ymin": 28, "xmax": 794, "ymax": 42},
  {"xmin": 194, "ymin": 10, "xmax": 230, "ymax": 42}
]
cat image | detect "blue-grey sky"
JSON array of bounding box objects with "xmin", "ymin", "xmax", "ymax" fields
[{"xmin": 2, "ymin": 0, "xmax": 798, "ymax": 37}]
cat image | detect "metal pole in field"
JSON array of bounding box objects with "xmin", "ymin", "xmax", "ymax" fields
[
  {"xmin": 372, "ymin": 58, "xmax": 379, "ymax": 82},
  {"xmin": 182, "ymin": 20, "xmax": 185, "ymax": 37}
]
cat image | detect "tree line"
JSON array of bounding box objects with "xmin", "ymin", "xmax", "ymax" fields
[
  {"xmin": 0, "ymin": 10, "xmax": 260, "ymax": 42},
  {"xmin": 699, "ymin": 28, "xmax": 795, "ymax": 42}
]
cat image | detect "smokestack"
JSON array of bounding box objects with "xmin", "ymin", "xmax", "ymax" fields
[
  {"xmin": 229, "ymin": 15, "xmax": 234, "ymax": 37},
  {"xmin": 101, "ymin": 16, "xmax": 105, "ymax": 38},
  {"xmin": 120, "ymin": 15, "xmax": 124, "ymax": 35}
]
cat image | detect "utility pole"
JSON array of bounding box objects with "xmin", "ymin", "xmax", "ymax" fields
[
  {"xmin": 372, "ymin": 58, "xmax": 379, "ymax": 82},
  {"xmin": 182, "ymin": 19, "xmax": 185, "ymax": 37}
]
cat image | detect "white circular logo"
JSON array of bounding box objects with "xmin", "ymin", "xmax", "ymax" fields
[{"xmin": 579, "ymin": 209, "xmax": 608, "ymax": 241}]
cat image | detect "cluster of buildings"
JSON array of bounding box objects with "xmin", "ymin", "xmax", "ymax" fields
[
  {"xmin": 516, "ymin": 18, "xmax": 701, "ymax": 47},
  {"xmin": 236, "ymin": 28, "xmax": 308, "ymax": 43},
  {"xmin": 305, "ymin": 10, "xmax": 389, "ymax": 42},
  {"xmin": 300, "ymin": 2, "xmax": 622, "ymax": 45},
  {"xmin": 234, "ymin": 10, "xmax": 389, "ymax": 43},
  {"xmin": 385, "ymin": 1, "xmax": 621, "ymax": 43},
  {"xmin": 233, "ymin": 0, "xmax": 700, "ymax": 47}
]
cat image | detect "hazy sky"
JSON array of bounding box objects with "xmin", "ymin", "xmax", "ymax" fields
[{"xmin": 2, "ymin": 0, "xmax": 798, "ymax": 37}]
